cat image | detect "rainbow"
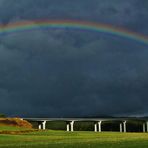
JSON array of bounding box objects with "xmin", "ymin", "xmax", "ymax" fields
[{"xmin": 0, "ymin": 20, "xmax": 148, "ymax": 45}]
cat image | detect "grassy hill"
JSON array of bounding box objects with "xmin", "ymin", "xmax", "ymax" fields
[
  {"xmin": 0, "ymin": 118, "xmax": 32, "ymax": 128},
  {"xmin": 0, "ymin": 118, "xmax": 36, "ymax": 134}
]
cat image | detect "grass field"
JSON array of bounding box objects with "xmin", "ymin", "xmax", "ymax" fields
[
  {"xmin": 0, "ymin": 126, "xmax": 31, "ymax": 131},
  {"xmin": 0, "ymin": 126, "xmax": 148, "ymax": 148}
]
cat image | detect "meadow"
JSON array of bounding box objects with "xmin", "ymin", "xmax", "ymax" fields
[{"xmin": 0, "ymin": 126, "xmax": 148, "ymax": 148}]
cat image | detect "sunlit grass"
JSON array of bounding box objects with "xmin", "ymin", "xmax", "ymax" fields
[
  {"xmin": 0, "ymin": 125, "xmax": 30, "ymax": 131},
  {"xmin": 0, "ymin": 128, "xmax": 148, "ymax": 148}
]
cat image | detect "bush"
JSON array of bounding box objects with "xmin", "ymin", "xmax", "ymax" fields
[{"xmin": 0, "ymin": 114, "xmax": 6, "ymax": 118}]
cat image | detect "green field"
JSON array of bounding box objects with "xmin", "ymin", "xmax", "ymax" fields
[
  {"xmin": 0, "ymin": 126, "xmax": 31, "ymax": 131},
  {"xmin": 0, "ymin": 126, "xmax": 148, "ymax": 148}
]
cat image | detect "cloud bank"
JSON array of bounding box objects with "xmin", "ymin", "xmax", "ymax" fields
[{"xmin": 0, "ymin": 0, "xmax": 148, "ymax": 117}]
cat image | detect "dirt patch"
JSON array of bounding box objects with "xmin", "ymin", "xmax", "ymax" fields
[
  {"xmin": 0, "ymin": 118, "xmax": 32, "ymax": 128},
  {"xmin": 0, "ymin": 129, "xmax": 38, "ymax": 135}
]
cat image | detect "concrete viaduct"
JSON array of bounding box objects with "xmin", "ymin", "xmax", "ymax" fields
[{"xmin": 23, "ymin": 117, "xmax": 148, "ymax": 132}]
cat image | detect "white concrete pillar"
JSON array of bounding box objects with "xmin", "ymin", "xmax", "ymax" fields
[
  {"xmin": 66, "ymin": 123, "xmax": 70, "ymax": 132},
  {"xmin": 120, "ymin": 123, "xmax": 123, "ymax": 132},
  {"xmin": 123, "ymin": 121, "xmax": 127, "ymax": 133},
  {"xmin": 42, "ymin": 121, "xmax": 47, "ymax": 130},
  {"xmin": 98, "ymin": 121, "xmax": 102, "ymax": 132},
  {"xmin": 38, "ymin": 124, "xmax": 42, "ymax": 130},
  {"xmin": 94, "ymin": 123, "xmax": 98, "ymax": 132},
  {"xmin": 143, "ymin": 123, "xmax": 146, "ymax": 133},
  {"xmin": 146, "ymin": 121, "xmax": 148, "ymax": 132},
  {"xmin": 38, "ymin": 121, "xmax": 42, "ymax": 130},
  {"xmin": 70, "ymin": 121, "xmax": 74, "ymax": 132}
]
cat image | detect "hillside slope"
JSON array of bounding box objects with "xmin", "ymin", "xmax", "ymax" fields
[{"xmin": 0, "ymin": 118, "xmax": 32, "ymax": 128}]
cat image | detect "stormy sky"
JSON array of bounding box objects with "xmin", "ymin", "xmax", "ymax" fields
[{"xmin": 0, "ymin": 0, "xmax": 148, "ymax": 117}]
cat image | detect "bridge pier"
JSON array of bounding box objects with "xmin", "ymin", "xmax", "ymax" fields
[
  {"xmin": 94, "ymin": 122, "xmax": 98, "ymax": 132},
  {"xmin": 38, "ymin": 121, "xmax": 47, "ymax": 130},
  {"xmin": 98, "ymin": 121, "xmax": 102, "ymax": 132},
  {"xmin": 146, "ymin": 121, "xmax": 148, "ymax": 132},
  {"xmin": 42, "ymin": 121, "xmax": 47, "ymax": 130},
  {"xmin": 38, "ymin": 121, "xmax": 42, "ymax": 130},
  {"xmin": 123, "ymin": 121, "xmax": 127, "ymax": 132},
  {"xmin": 120, "ymin": 123, "xmax": 123, "ymax": 132},
  {"xmin": 66, "ymin": 122, "xmax": 70, "ymax": 132},
  {"xmin": 70, "ymin": 121, "xmax": 74, "ymax": 132},
  {"xmin": 66, "ymin": 121, "xmax": 75, "ymax": 132},
  {"xmin": 38, "ymin": 124, "xmax": 42, "ymax": 130},
  {"xmin": 143, "ymin": 123, "xmax": 146, "ymax": 132}
]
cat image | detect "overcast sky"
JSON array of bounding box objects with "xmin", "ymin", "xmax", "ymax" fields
[{"xmin": 0, "ymin": 0, "xmax": 148, "ymax": 117}]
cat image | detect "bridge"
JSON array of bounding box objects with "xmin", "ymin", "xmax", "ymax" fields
[{"xmin": 23, "ymin": 117, "xmax": 148, "ymax": 132}]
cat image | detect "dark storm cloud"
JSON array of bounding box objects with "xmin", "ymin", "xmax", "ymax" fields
[
  {"xmin": 0, "ymin": 0, "xmax": 147, "ymax": 30},
  {"xmin": 0, "ymin": 0, "xmax": 148, "ymax": 117}
]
